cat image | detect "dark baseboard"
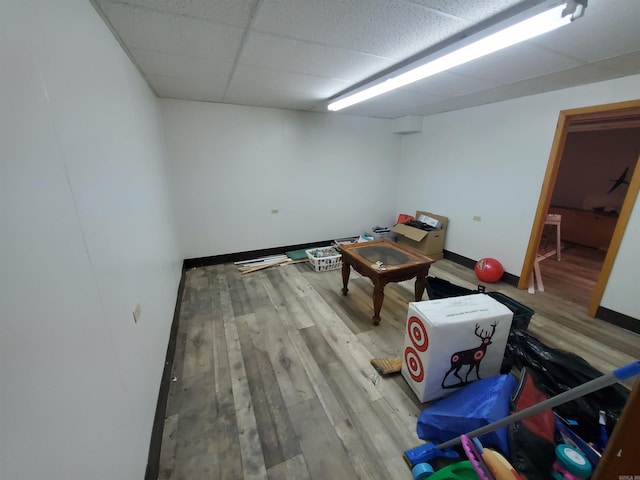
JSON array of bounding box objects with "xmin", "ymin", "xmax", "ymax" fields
[
  {"xmin": 183, "ymin": 239, "xmax": 337, "ymax": 269},
  {"xmin": 145, "ymin": 266, "xmax": 187, "ymax": 480},
  {"xmin": 443, "ymin": 250, "xmax": 520, "ymax": 287},
  {"xmin": 443, "ymin": 249, "xmax": 476, "ymax": 269},
  {"xmin": 444, "ymin": 251, "xmax": 639, "ymax": 334},
  {"xmin": 596, "ymin": 306, "xmax": 640, "ymax": 334}
]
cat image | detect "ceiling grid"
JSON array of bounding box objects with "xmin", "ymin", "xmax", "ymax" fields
[{"xmin": 92, "ymin": 0, "xmax": 640, "ymax": 118}]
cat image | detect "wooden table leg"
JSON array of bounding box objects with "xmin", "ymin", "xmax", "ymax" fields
[
  {"xmin": 414, "ymin": 267, "xmax": 428, "ymax": 301},
  {"xmin": 341, "ymin": 261, "xmax": 350, "ymax": 296},
  {"xmin": 372, "ymin": 280, "xmax": 385, "ymax": 326}
]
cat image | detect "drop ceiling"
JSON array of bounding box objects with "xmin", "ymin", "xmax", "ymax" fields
[{"xmin": 92, "ymin": 0, "xmax": 640, "ymax": 119}]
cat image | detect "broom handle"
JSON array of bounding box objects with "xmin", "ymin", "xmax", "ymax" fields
[{"xmin": 436, "ymin": 361, "xmax": 640, "ymax": 450}]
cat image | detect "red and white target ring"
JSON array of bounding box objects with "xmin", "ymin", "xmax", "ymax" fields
[
  {"xmin": 407, "ymin": 316, "xmax": 429, "ymax": 352},
  {"xmin": 404, "ymin": 347, "xmax": 424, "ymax": 383}
]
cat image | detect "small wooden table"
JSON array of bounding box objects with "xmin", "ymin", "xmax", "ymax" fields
[{"xmin": 339, "ymin": 239, "xmax": 435, "ymax": 325}]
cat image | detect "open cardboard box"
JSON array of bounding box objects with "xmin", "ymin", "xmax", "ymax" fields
[{"xmin": 392, "ymin": 211, "xmax": 448, "ymax": 260}]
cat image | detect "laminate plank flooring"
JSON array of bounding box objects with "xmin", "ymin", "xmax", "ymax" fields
[
  {"xmin": 159, "ymin": 250, "xmax": 639, "ymax": 479},
  {"xmin": 537, "ymin": 243, "xmax": 605, "ymax": 306}
]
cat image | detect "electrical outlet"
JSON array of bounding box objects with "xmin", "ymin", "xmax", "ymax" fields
[
  {"xmin": 473, "ymin": 216, "xmax": 482, "ymax": 222},
  {"xmin": 133, "ymin": 303, "xmax": 142, "ymax": 323},
  {"xmin": 271, "ymin": 208, "xmax": 279, "ymax": 214}
]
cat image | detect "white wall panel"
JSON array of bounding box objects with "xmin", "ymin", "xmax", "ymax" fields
[
  {"xmin": 603, "ymin": 197, "xmax": 640, "ymax": 316},
  {"xmin": 0, "ymin": 1, "xmax": 182, "ymax": 479},
  {"xmin": 397, "ymin": 74, "xmax": 640, "ymax": 320},
  {"xmin": 161, "ymin": 100, "xmax": 401, "ymax": 259}
]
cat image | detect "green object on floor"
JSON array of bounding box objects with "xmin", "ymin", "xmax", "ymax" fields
[
  {"xmin": 428, "ymin": 460, "xmax": 479, "ymax": 479},
  {"xmin": 285, "ymin": 249, "xmax": 309, "ymax": 261}
]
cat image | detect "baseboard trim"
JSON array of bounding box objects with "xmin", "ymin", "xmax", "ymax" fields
[
  {"xmin": 183, "ymin": 239, "xmax": 337, "ymax": 269},
  {"xmin": 596, "ymin": 306, "xmax": 640, "ymax": 334},
  {"xmin": 443, "ymin": 251, "xmax": 639, "ymax": 334},
  {"xmin": 443, "ymin": 250, "xmax": 476, "ymax": 269},
  {"xmin": 145, "ymin": 266, "xmax": 186, "ymax": 480},
  {"xmin": 443, "ymin": 250, "xmax": 520, "ymax": 287}
]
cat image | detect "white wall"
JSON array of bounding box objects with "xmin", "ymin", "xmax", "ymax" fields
[
  {"xmin": 161, "ymin": 100, "xmax": 401, "ymax": 259},
  {"xmin": 0, "ymin": 2, "xmax": 182, "ymax": 479},
  {"xmin": 397, "ymin": 74, "xmax": 640, "ymax": 320}
]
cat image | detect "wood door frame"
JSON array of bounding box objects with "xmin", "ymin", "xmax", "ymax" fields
[{"xmin": 519, "ymin": 99, "xmax": 640, "ymax": 316}]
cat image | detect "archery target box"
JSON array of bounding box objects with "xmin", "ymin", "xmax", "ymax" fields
[{"xmin": 402, "ymin": 294, "xmax": 513, "ymax": 403}]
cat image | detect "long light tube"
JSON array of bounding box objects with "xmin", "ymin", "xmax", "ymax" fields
[{"xmin": 328, "ymin": 3, "xmax": 577, "ymax": 112}]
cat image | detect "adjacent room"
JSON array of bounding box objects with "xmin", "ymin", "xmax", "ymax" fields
[{"xmin": 2, "ymin": 1, "xmax": 640, "ymax": 479}]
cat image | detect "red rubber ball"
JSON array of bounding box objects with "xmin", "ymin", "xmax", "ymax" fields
[{"xmin": 475, "ymin": 258, "xmax": 504, "ymax": 283}]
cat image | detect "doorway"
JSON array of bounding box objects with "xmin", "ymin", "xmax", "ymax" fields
[{"xmin": 519, "ymin": 99, "xmax": 640, "ymax": 316}]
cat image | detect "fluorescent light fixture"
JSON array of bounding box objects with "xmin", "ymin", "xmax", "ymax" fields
[{"xmin": 327, "ymin": 1, "xmax": 586, "ymax": 112}]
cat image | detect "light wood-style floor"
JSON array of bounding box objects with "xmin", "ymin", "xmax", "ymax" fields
[{"xmin": 158, "ymin": 248, "xmax": 639, "ymax": 480}]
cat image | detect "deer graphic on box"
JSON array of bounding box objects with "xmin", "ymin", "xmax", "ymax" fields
[{"xmin": 441, "ymin": 321, "xmax": 498, "ymax": 388}]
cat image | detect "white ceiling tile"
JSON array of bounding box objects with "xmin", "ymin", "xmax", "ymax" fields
[
  {"xmin": 147, "ymin": 73, "xmax": 227, "ymax": 102},
  {"xmin": 240, "ymin": 32, "xmax": 394, "ymax": 81},
  {"xmin": 333, "ymin": 102, "xmax": 414, "ymax": 119},
  {"xmin": 254, "ymin": 0, "xmax": 465, "ymax": 59},
  {"xmin": 505, "ymin": 64, "xmax": 627, "ymax": 92},
  {"xmin": 529, "ymin": 0, "xmax": 640, "ymax": 63},
  {"xmin": 401, "ymin": 71, "xmax": 501, "ymax": 97},
  {"xmin": 410, "ymin": 64, "xmax": 618, "ymax": 117},
  {"xmin": 338, "ymin": 63, "xmax": 627, "ymax": 119},
  {"xmin": 96, "ymin": 0, "xmax": 255, "ymax": 27},
  {"xmin": 225, "ymin": 65, "xmax": 350, "ymax": 110},
  {"xmin": 130, "ymin": 48, "xmax": 234, "ymax": 82},
  {"xmin": 449, "ymin": 43, "xmax": 584, "ymax": 84},
  {"xmin": 369, "ymin": 88, "xmax": 443, "ymax": 108},
  {"xmin": 333, "ymin": 88, "xmax": 443, "ymax": 118},
  {"xmin": 97, "ymin": 1, "xmax": 244, "ymax": 60},
  {"xmin": 406, "ymin": 65, "xmax": 626, "ymax": 116},
  {"xmin": 90, "ymin": 0, "xmax": 640, "ymax": 118},
  {"xmin": 398, "ymin": 80, "xmax": 550, "ymax": 117},
  {"xmin": 411, "ymin": 0, "xmax": 524, "ymax": 22},
  {"xmin": 592, "ymin": 51, "xmax": 640, "ymax": 76}
]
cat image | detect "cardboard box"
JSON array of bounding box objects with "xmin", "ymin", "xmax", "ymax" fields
[
  {"xmin": 392, "ymin": 211, "xmax": 448, "ymax": 260},
  {"xmin": 402, "ymin": 294, "xmax": 513, "ymax": 403},
  {"xmin": 417, "ymin": 213, "xmax": 443, "ymax": 229}
]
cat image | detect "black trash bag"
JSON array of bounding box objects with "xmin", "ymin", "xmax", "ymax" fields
[
  {"xmin": 508, "ymin": 367, "xmax": 556, "ymax": 480},
  {"xmin": 502, "ymin": 329, "xmax": 629, "ymax": 444}
]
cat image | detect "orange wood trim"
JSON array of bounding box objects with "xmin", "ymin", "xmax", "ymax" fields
[
  {"xmin": 561, "ymin": 99, "xmax": 640, "ymax": 117},
  {"xmin": 591, "ymin": 377, "xmax": 640, "ymax": 480},
  {"xmin": 520, "ymin": 99, "xmax": 640, "ymax": 307},
  {"xmin": 588, "ymin": 151, "xmax": 640, "ymax": 315},
  {"xmin": 518, "ymin": 112, "xmax": 569, "ymax": 288}
]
